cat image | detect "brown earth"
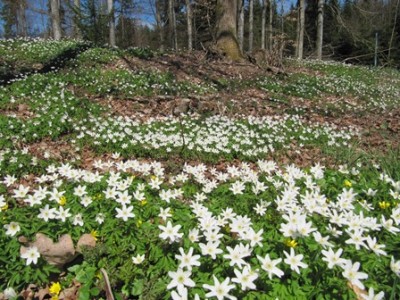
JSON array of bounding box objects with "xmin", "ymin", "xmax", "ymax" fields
[{"xmin": 4, "ymin": 51, "xmax": 399, "ymax": 171}]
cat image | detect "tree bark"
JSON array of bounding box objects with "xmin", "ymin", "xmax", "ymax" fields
[
  {"xmin": 18, "ymin": 0, "xmax": 27, "ymax": 37},
  {"xmin": 155, "ymin": 0, "xmax": 165, "ymax": 51},
  {"xmin": 296, "ymin": 0, "xmax": 305, "ymax": 59},
  {"xmin": 107, "ymin": 0, "xmax": 116, "ymax": 47},
  {"xmin": 73, "ymin": 0, "xmax": 82, "ymax": 39},
  {"xmin": 261, "ymin": 0, "xmax": 266, "ymax": 49},
  {"xmin": 316, "ymin": 0, "xmax": 324, "ymax": 59},
  {"xmin": 168, "ymin": 0, "xmax": 178, "ymax": 49},
  {"xmin": 185, "ymin": 0, "xmax": 193, "ymax": 50},
  {"xmin": 216, "ymin": 0, "xmax": 243, "ymax": 61},
  {"xmin": 50, "ymin": 0, "xmax": 62, "ymax": 40},
  {"xmin": 267, "ymin": 0, "xmax": 273, "ymax": 51},
  {"xmin": 249, "ymin": 0, "xmax": 254, "ymax": 52},
  {"xmin": 388, "ymin": 0, "xmax": 400, "ymax": 61},
  {"xmin": 237, "ymin": 0, "xmax": 244, "ymax": 51}
]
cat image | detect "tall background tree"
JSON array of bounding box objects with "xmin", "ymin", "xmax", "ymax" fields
[
  {"xmin": 0, "ymin": 0, "xmax": 399, "ymax": 67},
  {"xmin": 107, "ymin": 0, "xmax": 115, "ymax": 46},
  {"xmin": 1, "ymin": 0, "xmax": 19, "ymax": 38},
  {"xmin": 185, "ymin": 0, "xmax": 193, "ymax": 50},
  {"xmin": 50, "ymin": 0, "xmax": 62, "ymax": 39},
  {"xmin": 316, "ymin": 0, "xmax": 323, "ymax": 59},
  {"xmin": 72, "ymin": 0, "xmax": 82, "ymax": 38},
  {"xmin": 267, "ymin": 0, "xmax": 274, "ymax": 50},
  {"xmin": 168, "ymin": 0, "xmax": 177, "ymax": 49},
  {"xmin": 261, "ymin": 0, "xmax": 266, "ymax": 49},
  {"xmin": 296, "ymin": 0, "xmax": 305, "ymax": 59},
  {"xmin": 237, "ymin": 0, "xmax": 244, "ymax": 51},
  {"xmin": 248, "ymin": 0, "xmax": 254, "ymax": 52}
]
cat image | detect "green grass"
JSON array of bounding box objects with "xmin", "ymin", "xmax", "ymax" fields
[
  {"xmin": 258, "ymin": 59, "xmax": 400, "ymax": 114},
  {"xmin": 0, "ymin": 39, "xmax": 90, "ymax": 81}
]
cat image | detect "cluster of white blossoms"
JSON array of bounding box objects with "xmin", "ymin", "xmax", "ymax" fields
[
  {"xmin": 68, "ymin": 66, "xmax": 215, "ymax": 97},
  {"xmin": 0, "ymin": 71, "xmax": 360, "ymax": 164},
  {"xmin": 0, "ymin": 38, "xmax": 83, "ymax": 66},
  {"xmin": 2, "ymin": 157, "xmax": 399, "ymax": 299},
  {"xmin": 71, "ymin": 113, "xmax": 358, "ymax": 158},
  {"xmin": 266, "ymin": 59, "xmax": 400, "ymax": 112},
  {"xmin": 0, "ymin": 74, "xmax": 94, "ymax": 147}
]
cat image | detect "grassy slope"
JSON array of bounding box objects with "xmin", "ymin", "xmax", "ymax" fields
[{"xmin": 0, "ymin": 40, "xmax": 400, "ymax": 299}]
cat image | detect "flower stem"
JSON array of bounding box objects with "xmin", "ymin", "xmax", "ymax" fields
[{"xmin": 390, "ymin": 276, "xmax": 398, "ymax": 300}]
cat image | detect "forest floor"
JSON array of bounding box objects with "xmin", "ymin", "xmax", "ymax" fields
[
  {"xmin": 27, "ymin": 49, "xmax": 399, "ymax": 170},
  {"xmin": 1, "ymin": 40, "xmax": 400, "ymax": 300}
]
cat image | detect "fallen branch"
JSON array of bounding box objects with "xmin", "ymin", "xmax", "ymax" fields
[{"xmin": 100, "ymin": 268, "xmax": 115, "ymax": 300}]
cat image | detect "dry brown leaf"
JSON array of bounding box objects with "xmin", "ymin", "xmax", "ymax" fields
[
  {"xmin": 59, "ymin": 286, "xmax": 79, "ymax": 300},
  {"xmin": 35, "ymin": 286, "xmax": 50, "ymax": 300},
  {"xmin": 21, "ymin": 284, "xmax": 37, "ymax": 300},
  {"xmin": 347, "ymin": 281, "xmax": 368, "ymax": 300}
]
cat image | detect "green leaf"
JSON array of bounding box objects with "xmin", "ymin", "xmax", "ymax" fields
[
  {"xmin": 131, "ymin": 279, "xmax": 144, "ymax": 296},
  {"xmin": 78, "ymin": 286, "xmax": 90, "ymax": 300},
  {"xmin": 90, "ymin": 287, "xmax": 100, "ymax": 296}
]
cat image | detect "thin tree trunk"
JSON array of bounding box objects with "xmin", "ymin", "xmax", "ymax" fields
[
  {"xmin": 168, "ymin": 0, "xmax": 177, "ymax": 49},
  {"xmin": 316, "ymin": 0, "xmax": 324, "ymax": 59},
  {"xmin": 121, "ymin": 6, "xmax": 125, "ymax": 46},
  {"xmin": 18, "ymin": 0, "xmax": 27, "ymax": 37},
  {"xmin": 155, "ymin": 0, "xmax": 165, "ymax": 51},
  {"xmin": 249, "ymin": 0, "xmax": 254, "ymax": 52},
  {"xmin": 261, "ymin": 0, "xmax": 266, "ymax": 49},
  {"xmin": 388, "ymin": 0, "xmax": 400, "ymax": 61},
  {"xmin": 238, "ymin": 0, "xmax": 244, "ymax": 51},
  {"xmin": 280, "ymin": 0, "xmax": 284, "ymax": 33},
  {"xmin": 107, "ymin": 0, "xmax": 116, "ymax": 47},
  {"xmin": 50, "ymin": 0, "xmax": 62, "ymax": 40},
  {"xmin": 73, "ymin": 0, "xmax": 82, "ymax": 39},
  {"xmin": 296, "ymin": 0, "xmax": 305, "ymax": 59},
  {"xmin": 172, "ymin": 0, "xmax": 178, "ymax": 49},
  {"xmin": 185, "ymin": 0, "xmax": 193, "ymax": 50},
  {"xmin": 267, "ymin": 0, "xmax": 273, "ymax": 51}
]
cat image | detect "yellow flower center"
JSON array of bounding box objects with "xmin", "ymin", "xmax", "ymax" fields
[
  {"xmin": 344, "ymin": 180, "xmax": 352, "ymax": 187},
  {"xmin": 379, "ymin": 201, "xmax": 391, "ymax": 209},
  {"xmin": 285, "ymin": 239, "xmax": 298, "ymax": 248},
  {"xmin": 58, "ymin": 196, "xmax": 67, "ymax": 206},
  {"xmin": 90, "ymin": 230, "xmax": 99, "ymax": 241},
  {"xmin": 49, "ymin": 282, "xmax": 61, "ymax": 296}
]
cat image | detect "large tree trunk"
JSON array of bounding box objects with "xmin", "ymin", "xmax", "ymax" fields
[
  {"xmin": 185, "ymin": 0, "xmax": 193, "ymax": 50},
  {"xmin": 316, "ymin": 0, "xmax": 324, "ymax": 59},
  {"xmin": 296, "ymin": 0, "xmax": 305, "ymax": 59},
  {"xmin": 261, "ymin": 0, "xmax": 266, "ymax": 49},
  {"xmin": 267, "ymin": 0, "xmax": 273, "ymax": 51},
  {"xmin": 73, "ymin": 0, "xmax": 82, "ymax": 39},
  {"xmin": 216, "ymin": 0, "xmax": 243, "ymax": 61},
  {"xmin": 107, "ymin": 0, "xmax": 116, "ymax": 47},
  {"xmin": 248, "ymin": 0, "xmax": 254, "ymax": 52},
  {"xmin": 50, "ymin": 0, "xmax": 62, "ymax": 40},
  {"xmin": 237, "ymin": 0, "xmax": 244, "ymax": 51}
]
